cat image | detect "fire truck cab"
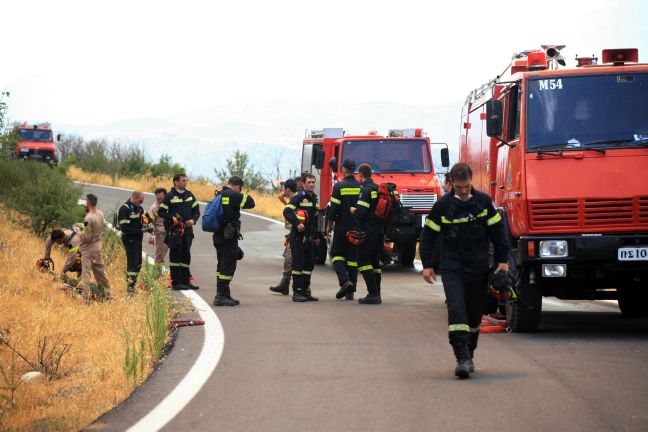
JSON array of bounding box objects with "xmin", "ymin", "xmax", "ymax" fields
[
  {"xmin": 301, "ymin": 128, "xmax": 449, "ymax": 266},
  {"xmin": 461, "ymin": 46, "xmax": 648, "ymax": 331},
  {"xmin": 12, "ymin": 122, "xmax": 59, "ymax": 166}
]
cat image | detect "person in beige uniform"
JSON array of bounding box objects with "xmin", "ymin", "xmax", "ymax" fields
[
  {"xmin": 148, "ymin": 187, "xmax": 169, "ymax": 272},
  {"xmin": 78, "ymin": 193, "xmax": 111, "ymax": 300},
  {"xmin": 42, "ymin": 224, "xmax": 84, "ymax": 275}
]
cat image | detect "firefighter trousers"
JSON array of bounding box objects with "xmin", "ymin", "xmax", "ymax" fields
[
  {"xmin": 441, "ymin": 271, "xmax": 487, "ymax": 354},
  {"xmin": 169, "ymin": 230, "xmax": 193, "ymax": 286},
  {"xmin": 330, "ymin": 229, "xmax": 358, "ymax": 289},
  {"xmin": 122, "ymin": 236, "xmax": 142, "ymax": 290},
  {"xmin": 290, "ymin": 233, "xmax": 314, "ymax": 291},
  {"xmin": 358, "ymin": 226, "xmax": 383, "ymax": 296},
  {"xmin": 213, "ymin": 231, "xmax": 239, "ymax": 295}
]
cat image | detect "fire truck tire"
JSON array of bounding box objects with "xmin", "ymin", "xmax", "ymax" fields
[
  {"xmin": 505, "ymin": 251, "xmax": 542, "ymax": 332},
  {"xmin": 398, "ymin": 238, "xmax": 417, "ymax": 267},
  {"xmin": 314, "ymin": 232, "xmax": 328, "ymax": 265},
  {"xmin": 618, "ymin": 288, "xmax": 648, "ymax": 317}
]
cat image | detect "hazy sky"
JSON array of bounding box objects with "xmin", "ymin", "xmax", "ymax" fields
[{"xmin": 3, "ymin": 0, "xmax": 647, "ymax": 125}]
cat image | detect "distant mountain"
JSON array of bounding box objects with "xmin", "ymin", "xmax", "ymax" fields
[{"xmin": 56, "ymin": 100, "xmax": 463, "ymax": 179}]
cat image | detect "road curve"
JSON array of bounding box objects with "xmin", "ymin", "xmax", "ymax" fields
[{"xmin": 84, "ymin": 184, "xmax": 648, "ymax": 432}]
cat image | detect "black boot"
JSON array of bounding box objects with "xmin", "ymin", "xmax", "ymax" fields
[
  {"xmin": 269, "ymin": 272, "xmax": 290, "ymax": 295},
  {"xmin": 214, "ymin": 286, "xmax": 237, "ymax": 306},
  {"xmin": 358, "ymin": 294, "xmax": 381, "ymax": 304},
  {"xmin": 336, "ymin": 280, "xmax": 354, "ymax": 300},
  {"xmin": 292, "ymin": 288, "xmax": 308, "ymax": 302},
  {"xmin": 452, "ymin": 343, "xmax": 472, "ymax": 379},
  {"xmin": 303, "ymin": 286, "xmax": 319, "ymax": 301},
  {"xmin": 224, "ymin": 286, "xmax": 240, "ymax": 306}
]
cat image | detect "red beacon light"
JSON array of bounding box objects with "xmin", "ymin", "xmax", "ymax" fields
[
  {"xmin": 414, "ymin": 128, "xmax": 423, "ymax": 138},
  {"xmin": 526, "ymin": 51, "xmax": 548, "ymax": 71},
  {"xmin": 602, "ymin": 48, "xmax": 638, "ymax": 66}
]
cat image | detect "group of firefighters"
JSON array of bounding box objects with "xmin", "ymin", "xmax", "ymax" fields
[{"xmin": 42, "ymin": 161, "xmax": 510, "ymax": 379}]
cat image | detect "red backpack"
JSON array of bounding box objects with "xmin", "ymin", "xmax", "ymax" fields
[{"xmin": 374, "ymin": 183, "xmax": 401, "ymax": 222}]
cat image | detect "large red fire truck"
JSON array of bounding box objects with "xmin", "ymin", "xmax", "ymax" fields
[
  {"xmin": 12, "ymin": 122, "xmax": 59, "ymax": 166},
  {"xmin": 461, "ymin": 46, "xmax": 648, "ymax": 331},
  {"xmin": 301, "ymin": 128, "xmax": 449, "ymax": 267}
]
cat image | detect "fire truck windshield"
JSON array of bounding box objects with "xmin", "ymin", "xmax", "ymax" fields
[
  {"xmin": 18, "ymin": 129, "xmax": 53, "ymax": 142},
  {"xmin": 526, "ymin": 73, "xmax": 648, "ymax": 151},
  {"xmin": 341, "ymin": 139, "xmax": 432, "ymax": 173}
]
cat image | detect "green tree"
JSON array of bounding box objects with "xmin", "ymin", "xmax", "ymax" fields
[
  {"xmin": 0, "ymin": 92, "xmax": 16, "ymax": 159},
  {"xmin": 214, "ymin": 150, "xmax": 267, "ymax": 191},
  {"xmin": 150, "ymin": 154, "xmax": 185, "ymax": 178}
]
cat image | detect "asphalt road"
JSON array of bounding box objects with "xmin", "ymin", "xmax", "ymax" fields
[{"xmin": 85, "ymin": 184, "xmax": 648, "ymax": 432}]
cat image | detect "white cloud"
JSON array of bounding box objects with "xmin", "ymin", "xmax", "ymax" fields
[{"xmin": 2, "ymin": 0, "xmax": 646, "ymax": 124}]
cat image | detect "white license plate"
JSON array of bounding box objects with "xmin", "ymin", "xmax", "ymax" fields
[{"xmin": 618, "ymin": 247, "xmax": 648, "ymax": 261}]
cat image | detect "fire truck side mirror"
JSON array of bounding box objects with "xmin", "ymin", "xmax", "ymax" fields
[
  {"xmin": 440, "ymin": 148, "xmax": 450, "ymax": 168},
  {"xmin": 56, "ymin": 134, "xmax": 61, "ymax": 142},
  {"xmin": 314, "ymin": 149, "xmax": 325, "ymax": 169},
  {"xmin": 328, "ymin": 157, "xmax": 338, "ymax": 173},
  {"xmin": 486, "ymin": 100, "xmax": 503, "ymax": 137}
]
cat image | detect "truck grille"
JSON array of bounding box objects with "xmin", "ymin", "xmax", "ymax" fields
[
  {"xmin": 529, "ymin": 196, "xmax": 648, "ymax": 230},
  {"xmin": 399, "ymin": 193, "xmax": 437, "ymax": 211},
  {"xmin": 24, "ymin": 149, "xmax": 55, "ymax": 158}
]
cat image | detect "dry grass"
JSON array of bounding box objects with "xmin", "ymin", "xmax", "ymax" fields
[
  {"xmin": 67, "ymin": 166, "xmax": 285, "ymax": 220},
  {"xmin": 0, "ymin": 212, "xmax": 162, "ymax": 431}
]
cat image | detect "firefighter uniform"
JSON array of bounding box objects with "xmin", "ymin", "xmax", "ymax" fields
[
  {"xmin": 157, "ymin": 187, "xmax": 201, "ymax": 288},
  {"xmin": 148, "ymin": 200, "xmax": 169, "ymax": 270},
  {"xmin": 284, "ymin": 190, "xmax": 318, "ymax": 302},
  {"xmin": 44, "ymin": 225, "xmax": 83, "ymax": 274},
  {"xmin": 213, "ymin": 186, "xmax": 255, "ymax": 306},
  {"xmin": 78, "ymin": 209, "xmax": 111, "ymax": 299},
  {"xmin": 419, "ymin": 188, "xmax": 509, "ymax": 370},
  {"xmin": 354, "ymin": 177, "xmax": 383, "ymax": 303},
  {"xmin": 118, "ymin": 198, "xmax": 148, "ymax": 293},
  {"xmin": 328, "ymin": 172, "xmax": 361, "ymax": 298}
]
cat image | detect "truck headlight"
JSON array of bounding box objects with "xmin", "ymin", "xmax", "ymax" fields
[
  {"xmin": 539, "ymin": 240, "xmax": 568, "ymax": 257},
  {"xmin": 542, "ymin": 264, "xmax": 567, "ymax": 277}
]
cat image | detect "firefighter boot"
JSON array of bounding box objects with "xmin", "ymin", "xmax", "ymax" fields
[
  {"xmin": 358, "ymin": 271, "xmax": 381, "ymax": 304},
  {"xmin": 336, "ymin": 280, "xmax": 354, "ymax": 300},
  {"xmin": 452, "ymin": 343, "xmax": 472, "ymax": 379},
  {"xmin": 269, "ymin": 272, "xmax": 290, "ymax": 295},
  {"xmin": 214, "ymin": 286, "xmax": 237, "ymax": 307},
  {"xmin": 347, "ymin": 268, "xmax": 358, "ymax": 300},
  {"xmin": 292, "ymin": 288, "xmax": 308, "ymax": 302},
  {"xmin": 225, "ymin": 285, "xmax": 240, "ymax": 306},
  {"xmin": 303, "ymin": 285, "xmax": 319, "ymax": 302}
]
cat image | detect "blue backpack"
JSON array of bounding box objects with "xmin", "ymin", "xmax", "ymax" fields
[{"xmin": 202, "ymin": 194, "xmax": 224, "ymax": 232}]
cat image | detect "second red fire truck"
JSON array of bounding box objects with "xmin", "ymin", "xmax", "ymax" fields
[{"xmin": 301, "ymin": 128, "xmax": 449, "ymax": 267}]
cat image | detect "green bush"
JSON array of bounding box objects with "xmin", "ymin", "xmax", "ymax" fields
[{"xmin": 0, "ymin": 159, "xmax": 85, "ymax": 235}]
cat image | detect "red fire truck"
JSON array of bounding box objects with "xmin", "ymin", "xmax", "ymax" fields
[
  {"xmin": 12, "ymin": 122, "xmax": 59, "ymax": 166},
  {"xmin": 461, "ymin": 46, "xmax": 648, "ymax": 331},
  {"xmin": 301, "ymin": 128, "xmax": 449, "ymax": 267}
]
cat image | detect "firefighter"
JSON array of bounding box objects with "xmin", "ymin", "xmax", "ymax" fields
[
  {"xmin": 269, "ymin": 178, "xmax": 299, "ymax": 295},
  {"xmin": 148, "ymin": 187, "xmax": 169, "ymax": 273},
  {"xmin": 212, "ymin": 176, "xmax": 256, "ymax": 306},
  {"xmin": 118, "ymin": 190, "xmax": 152, "ymax": 294},
  {"xmin": 420, "ymin": 163, "xmax": 509, "ymax": 379},
  {"xmin": 158, "ymin": 173, "xmax": 201, "ymax": 290},
  {"xmin": 284, "ymin": 174, "xmax": 319, "ymax": 302},
  {"xmin": 326, "ymin": 159, "xmax": 361, "ymax": 300},
  {"xmin": 350, "ymin": 163, "xmax": 383, "ymax": 304},
  {"xmin": 77, "ymin": 193, "xmax": 111, "ymax": 300},
  {"xmin": 42, "ymin": 225, "xmax": 83, "ymax": 276}
]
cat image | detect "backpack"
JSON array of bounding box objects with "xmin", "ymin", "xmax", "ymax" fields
[
  {"xmin": 202, "ymin": 194, "xmax": 224, "ymax": 232},
  {"xmin": 374, "ymin": 182, "xmax": 401, "ymax": 222}
]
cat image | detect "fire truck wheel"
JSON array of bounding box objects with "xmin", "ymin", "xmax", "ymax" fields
[
  {"xmin": 398, "ymin": 238, "xmax": 417, "ymax": 268},
  {"xmin": 505, "ymin": 250, "xmax": 542, "ymax": 332},
  {"xmin": 618, "ymin": 287, "xmax": 648, "ymax": 317},
  {"xmin": 314, "ymin": 232, "xmax": 328, "ymax": 265}
]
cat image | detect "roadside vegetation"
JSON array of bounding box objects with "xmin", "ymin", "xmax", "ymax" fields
[
  {"xmin": 67, "ymin": 165, "xmax": 285, "ymax": 221},
  {"xmin": 0, "ymin": 208, "xmax": 174, "ymax": 431},
  {"xmin": 0, "ymin": 100, "xmax": 176, "ymax": 430}
]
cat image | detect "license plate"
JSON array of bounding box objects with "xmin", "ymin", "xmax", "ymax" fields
[{"xmin": 618, "ymin": 247, "xmax": 648, "ymax": 261}]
